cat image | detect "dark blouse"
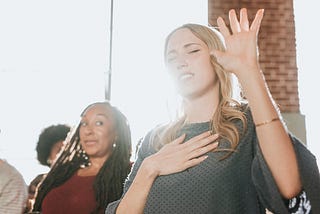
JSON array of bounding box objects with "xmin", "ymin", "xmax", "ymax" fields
[{"xmin": 106, "ymin": 108, "xmax": 320, "ymax": 214}]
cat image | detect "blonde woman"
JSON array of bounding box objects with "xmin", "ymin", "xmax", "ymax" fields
[{"xmin": 107, "ymin": 8, "xmax": 320, "ymax": 213}]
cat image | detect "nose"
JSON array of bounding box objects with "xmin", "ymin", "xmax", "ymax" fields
[
  {"xmin": 177, "ymin": 62, "xmax": 187, "ymax": 70},
  {"xmin": 82, "ymin": 125, "xmax": 93, "ymax": 135},
  {"xmin": 176, "ymin": 57, "xmax": 188, "ymax": 70}
]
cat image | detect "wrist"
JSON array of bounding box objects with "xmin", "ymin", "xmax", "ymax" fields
[
  {"xmin": 234, "ymin": 62, "xmax": 261, "ymax": 79},
  {"xmin": 236, "ymin": 66, "xmax": 264, "ymax": 87},
  {"xmin": 141, "ymin": 156, "xmax": 160, "ymax": 179}
]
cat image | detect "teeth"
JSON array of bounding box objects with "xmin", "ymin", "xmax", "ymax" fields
[{"xmin": 180, "ymin": 73, "xmax": 193, "ymax": 80}]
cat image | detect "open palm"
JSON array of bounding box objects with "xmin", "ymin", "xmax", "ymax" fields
[{"xmin": 212, "ymin": 8, "xmax": 264, "ymax": 76}]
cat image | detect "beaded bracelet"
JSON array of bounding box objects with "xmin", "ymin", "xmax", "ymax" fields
[{"xmin": 255, "ymin": 117, "xmax": 280, "ymax": 127}]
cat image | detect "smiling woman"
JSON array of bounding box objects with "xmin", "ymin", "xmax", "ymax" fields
[{"xmin": 31, "ymin": 101, "xmax": 132, "ymax": 214}]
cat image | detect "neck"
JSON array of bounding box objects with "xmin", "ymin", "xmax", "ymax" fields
[
  {"xmin": 77, "ymin": 155, "xmax": 108, "ymax": 176},
  {"xmin": 89, "ymin": 155, "xmax": 108, "ymax": 170},
  {"xmin": 183, "ymin": 89, "xmax": 219, "ymax": 123}
]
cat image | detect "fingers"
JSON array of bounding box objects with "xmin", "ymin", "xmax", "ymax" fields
[
  {"xmin": 184, "ymin": 132, "xmax": 220, "ymax": 158},
  {"xmin": 217, "ymin": 8, "xmax": 264, "ymax": 35},
  {"xmin": 240, "ymin": 8, "xmax": 249, "ymax": 31},
  {"xmin": 172, "ymin": 133, "xmax": 186, "ymax": 145},
  {"xmin": 184, "ymin": 155, "xmax": 209, "ymax": 169},
  {"xmin": 229, "ymin": 9, "xmax": 241, "ymax": 33},
  {"xmin": 217, "ymin": 16, "xmax": 230, "ymax": 37},
  {"xmin": 173, "ymin": 131, "xmax": 219, "ymax": 153},
  {"xmin": 189, "ymin": 141, "xmax": 219, "ymax": 159},
  {"xmin": 250, "ymin": 9, "xmax": 264, "ymax": 33},
  {"xmin": 185, "ymin": 131, "xmax": 218, "ymax": 149},
  {"xmin": 195, "ymin": 133, "xmax": 219, "ymax": 148},
  {"xmin": 187, "ymin": 131, "xmax": 213, "ymax": 144},
  {"xmin": 172, "ymin": 131, "xmax": 220, "ymax": 154},
  {"xmin": 176, "ymin": 130, "xmax": 217, "ymax": 145},
  {"xmin": 184, "ymin": 140, "xmax": 219, "ymax": 168}
]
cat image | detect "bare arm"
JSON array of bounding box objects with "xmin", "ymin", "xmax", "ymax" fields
[
  {"xmin": 116, "ymin": 132, "xmax": 219, "ymax": 213},
  {"xmin": 213, "ymin": 8, "xmax": 301, "ymax": 199}
]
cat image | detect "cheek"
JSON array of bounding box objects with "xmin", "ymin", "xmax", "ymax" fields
[
  {"xmin": 198, "ymin": 58, "xmax": 215, "ymax": 75},
  {"xmin": 167, "ymin": 67, "xmax": 180, "ymax": 83},
  {"xmin": 101, "ymin": 127, "xmax": 116, "ymax": 141},
  {"xmin": 79, "ymin": 128, "xmax": 85, "ymax": 139}
]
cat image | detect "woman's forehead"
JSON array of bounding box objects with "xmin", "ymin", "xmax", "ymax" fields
[
  {"xmin": 166, "ymin": 28, "xmax": 204, "ymax": 52},
  {"xmin": 82, "ymin": 104, "xmax": 112, "ymax": 118}
]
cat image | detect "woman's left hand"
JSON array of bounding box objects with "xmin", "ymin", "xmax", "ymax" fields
[{"xmin": 212, "ymin": 8, "xmax": 264, "ymax": 77}]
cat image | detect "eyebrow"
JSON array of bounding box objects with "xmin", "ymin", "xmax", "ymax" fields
[
  {"xmin": 82, "ymin": 113, "xmax": 109, "ymax": 120},
  {"xmin": 167, "ymin": 43, "xmax": 202, "ymax": 55}
]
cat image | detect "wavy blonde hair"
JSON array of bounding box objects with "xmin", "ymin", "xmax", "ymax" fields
[{"xmin": 151, "ymin": 23, "xmax": 247, "ymax": 155}]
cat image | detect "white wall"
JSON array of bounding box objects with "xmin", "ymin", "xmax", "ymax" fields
[
  {"xmin": 0, "ymin": 0, "xmax": 207, "ymax": 184},
  {"xmin": 294, "ymin": 0, "xmax": 320, "ymax": 168}
]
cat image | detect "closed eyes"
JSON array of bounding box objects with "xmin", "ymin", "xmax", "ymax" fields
[{"xmin": 188, "ymin": 49, "xmax": 200, "ymax": 54}]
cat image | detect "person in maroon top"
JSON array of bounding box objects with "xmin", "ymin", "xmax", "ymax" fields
[
  {"xmin": 32, "ymin": 101, "xmax": 132, "ymax": 214},
  {"xmin": 25, "ymin": 124, "xmax": 70, "ymax": 213}
]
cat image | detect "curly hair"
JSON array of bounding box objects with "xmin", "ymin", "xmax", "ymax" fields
[
  {"xmin": 36, "ymin": 124, "xmax": 71, "ymax": 166},
  {"xmin": 32, "ymin": 101, "xmax": 132, "ymax": 214}
]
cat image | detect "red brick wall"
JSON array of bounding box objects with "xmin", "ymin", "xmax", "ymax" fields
[{"xmin": 208, "ymin": 0, "xmax": 300, "ymax": 112}]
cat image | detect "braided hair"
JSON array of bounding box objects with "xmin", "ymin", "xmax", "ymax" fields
[{"xmin": 33, "ymin": 101, "xmax": 132, "ymax": 213}]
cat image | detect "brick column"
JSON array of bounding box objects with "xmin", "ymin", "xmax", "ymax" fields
[{"xmin": 208, "ymin": 0, "xmax": 306, "ymax": 143}]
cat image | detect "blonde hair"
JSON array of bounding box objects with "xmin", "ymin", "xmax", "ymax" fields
[{"xmin": 152, "ymin": 23, "xmax": 247, "ymax": 156}]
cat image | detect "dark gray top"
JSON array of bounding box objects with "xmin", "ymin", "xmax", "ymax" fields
[{"xmin": 106, "ymin": 109, "xmax": 320, "ymax": 214}]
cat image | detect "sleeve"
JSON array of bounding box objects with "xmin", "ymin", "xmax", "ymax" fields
[
  {"xmin": 251, "ymin": 128, "xmax": 320, "ymax": 213},
  {"xmin": 0, "ymin": 167, "xmax": 28, "ymax": 214},
  {"xmin": 106, "ymin": 131, "xmax": 155, "ymax": 214}
]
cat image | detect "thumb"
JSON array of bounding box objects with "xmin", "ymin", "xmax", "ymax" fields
[
  {"xmin": 210, "ymin": 50, "xmax": 236, "ymax": 73},
  {"xmin": 210, "ymin": 50, "xmax": 227, "ymax": 66}
]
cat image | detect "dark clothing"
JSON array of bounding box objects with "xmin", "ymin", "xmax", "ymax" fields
[
  {"xmin": 42, "ymin": 173, "xmax": 103, "ymax": 214},
  {"xmin": 106, "ymin": 108, "xmax": 320, "ymax": 214}
]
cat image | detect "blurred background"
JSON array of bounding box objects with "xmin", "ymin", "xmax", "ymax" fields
[{"xmin": 0, "ymin": 0, "xmax": 318, "ymax": 184}]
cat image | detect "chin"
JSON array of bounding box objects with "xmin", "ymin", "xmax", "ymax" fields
[
  {"xmin": 83, "ymin": 149, "xmax": 97, "ymax": 156},
  {"xmin": 178, "ymin": 88, "xmax": 197, "ymax": 99}
]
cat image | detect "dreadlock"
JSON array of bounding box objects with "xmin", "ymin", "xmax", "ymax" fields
[{"xmin": 32, "ymin": 101, "xmax": 132, "ymax": 214}]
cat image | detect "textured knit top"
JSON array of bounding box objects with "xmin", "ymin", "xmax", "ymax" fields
[
  {"xmin": 0, "ymin": 159, "xmax": 28, "ymax": 214},
  {"xmin": 42, "ymin": 173, "xmax": 104, "ymax": 214},
  {"xmin": 106, "ymin": 109, "xmax": 320, "ymax": 214}
]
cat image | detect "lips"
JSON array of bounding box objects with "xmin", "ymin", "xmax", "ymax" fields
[{"xmin": 83, "ymin": 140, "xmax": 98, "ymax": 145}]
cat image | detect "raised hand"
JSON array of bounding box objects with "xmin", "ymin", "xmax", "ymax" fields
[
  {"xmin": 212, "ymin": 8, "xmax": 264, "ymax": 77},
  {"xmin": 144, "ymin": 131, "xmax": 219, "ymax": 177}
]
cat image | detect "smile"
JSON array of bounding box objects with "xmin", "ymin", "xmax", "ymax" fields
[
  {"xmin": 179, "ymin": 73, "xmax": 194, "ymax": 80},
  {"xmin": 84, "ymin": 140, "xmax": 98, "ymax": 145}
]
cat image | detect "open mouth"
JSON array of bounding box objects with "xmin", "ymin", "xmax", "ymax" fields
[
  {"xmin": 84, "ymin": 140, "xmax": 98, "ymax": 146},
  {"xmin": 179, "ymin": 73, "xmax": 194, "ymax": 81}
]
